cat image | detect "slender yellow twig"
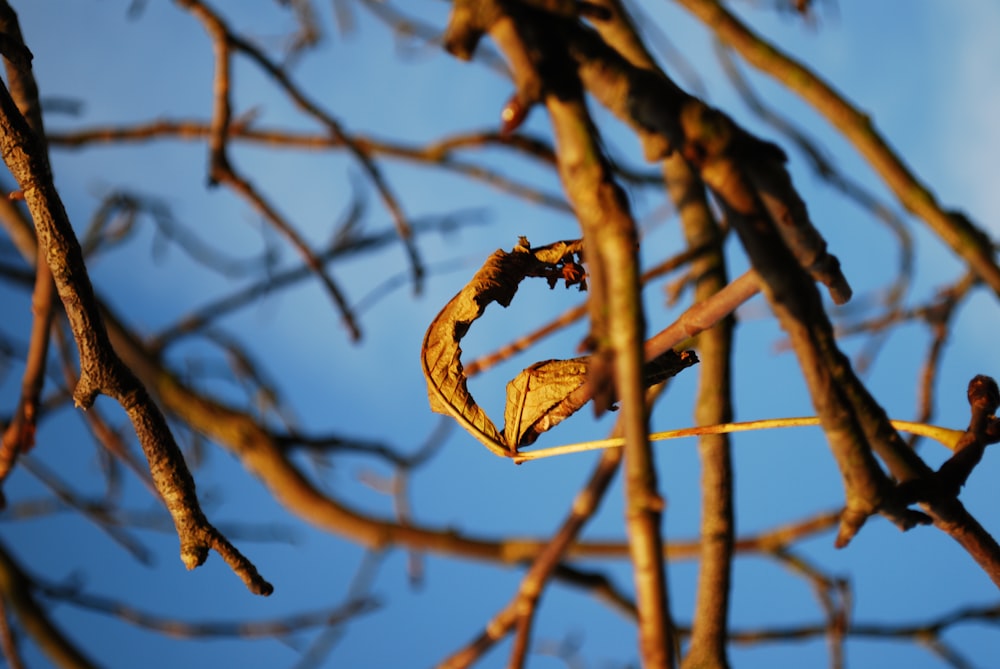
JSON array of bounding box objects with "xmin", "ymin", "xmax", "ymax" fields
[{"xmin": 513, "ymin": 418, "xmax": 964, "ymax": 463}]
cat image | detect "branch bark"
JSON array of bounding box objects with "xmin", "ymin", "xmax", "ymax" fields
[
  {"xmin": 673, "ymin": 0, "xmax": 1000, "ymax": 298},
  {"xmin": 581, "ymin": 4, "xmax": 737, "ymax": 664},
  {"xmin": 0, "ymin": 1, "xmax": 55, "ymax": 496},
  {"xmin": 450, "ymin": 5, "xmax": 675, "ymax": 664},
  {"xmin": 0, "ymin": 45, "xmax": 271, "ymax": 596}
]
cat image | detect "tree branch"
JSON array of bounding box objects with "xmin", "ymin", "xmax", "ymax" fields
[
  {"xmin": 674, "ymin": 0, "xmax": 1000, "ymax": 298},
  {"xmin": 581, "ymin": 4, "xmax": 736, "ymax": 664},
  {"xmin": 447, "ymin": 4, "xmax": 676, "ymax": 664},
  {"xmin": 0, "ymin": 64, "xmax": 271, "ymax": 597},
  {"xmin": 0, "ymin": 1, "xmax": 56, "ymax": 498},
  {"xmin": 0, "ymin": 541, "xmax": 98, "ymax": 669}
]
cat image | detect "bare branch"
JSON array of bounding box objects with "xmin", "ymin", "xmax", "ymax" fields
[
  {"xmin": 0, "ymin": 55, "xmax": 271, "ymax": 597},
  {"xmin": 0, "ymin": 540, "xmax": 99, "ymax": 669},
  {"xmin": 674, "ymin": 0, "xmax": 1000, "ymax": 299}
]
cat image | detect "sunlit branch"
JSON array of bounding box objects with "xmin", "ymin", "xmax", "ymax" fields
[
  {"xmin": 674, "ymin": 0, "xmax": 1000, "ymax": 299},
  {"xmin": 667, "ymin": 155, "xmax": 735, "ymax": 669},
  {"xmin": 583, "ymin": 5, "xmax": 738, "ymax": 664},
  {"xmin": 0, "ymin": 68, "xmax": 272, "ymax": 594},
  {"xmin": 453, "ymin": 5, "xmax": 675, "ymax": 663},
  {"xmin": 714, "ymin": 43, "xmax": 914, "ymax": 313},
  {"xmin": 438, "ymin": 412, "xmax": 629, "ymax": 669},
  {"xmin": 0, "ymin": 4, "xmax": 56, "ymax": 498}
]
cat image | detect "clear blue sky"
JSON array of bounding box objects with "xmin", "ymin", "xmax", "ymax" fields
[{"xmin": 3, "ymin": 1, "xmax": 1000, "ymax": 668}]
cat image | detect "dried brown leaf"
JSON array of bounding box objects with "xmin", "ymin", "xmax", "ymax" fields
[
  {"xmin": 423, "ymin": 238, "xmax": 697, "ymax": 457},
  {"xmin": 504, "ymin": 356, "xmax": 590, "ymax": 449},
  {"xmin": 504, "ymin": 349, "xmax": 698, "ymax": 449},
  {"xmin": 421, "ymin": 237, "xmax": 585, "ymax": 456}
]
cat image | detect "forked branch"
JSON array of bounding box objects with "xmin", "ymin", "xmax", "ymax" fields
[{"xmin": 0, "ymin": 56, "xmax": 271, "ymax": 596}]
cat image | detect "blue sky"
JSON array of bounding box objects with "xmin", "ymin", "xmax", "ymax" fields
[{"xmin": 2, "ymin": 1, "xmax": 1000, "ymax": 668}]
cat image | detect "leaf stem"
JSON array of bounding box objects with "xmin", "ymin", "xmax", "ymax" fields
[{"xmin": 513, "ymin": 417, "xmax": 965, "ymax": 463}]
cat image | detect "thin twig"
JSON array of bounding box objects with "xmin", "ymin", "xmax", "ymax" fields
[
  {"xmin": 514, "ymin": 416, "xmax": 963, "ymax": 463},
  {"xmin": 438, "ymin": 415, "xmax": 629, "ymax": 668},
  {"xmin": 176, "ymin": 0, "xmax": 362, "ymax": 340}
]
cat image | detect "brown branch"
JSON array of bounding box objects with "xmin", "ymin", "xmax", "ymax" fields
[
  {"xmin": 0, "ymin": 2, "xmax": 56, "ymax": 497},
  {"xmin": 677, "ymin": 100, "xmax": 926, "ymax": 546},
  {"xmin": 0, "ymin": 66, "xmax": 271, "ymax": 597},
  {"xmin": 674, "ymin": 0, "xmax": 1000, "ymax": 299},
  {"xmin": 175, "ymin": 0, "xmax": 362, "ymax": 341},
  {"xmin": 174, "ymin": 0, "xmax": 424, "ymax": 293},
  {"xmin": 669, "ymin": 155, "xmax": 735, "ymax": 669},
  {"xmin": 48, "ymin": 120, "xmax": 574, "ymax": 212},
  {"xmin": 450, "ymin": 5, "xmax": 675, "ymax": 664},
  {"xmin": 583, "ymin": 5, "xmax": 736, "ymax": 665},
  {"xmin": 439, "ymin": 442, "xmax": 624, "ymax": 669},
  {"xmin": 37, "ymin": 579, "xmax": 376, "ymax": 640},
  {"xmin": 0, "ymin": 594, "xmax": 25, "ymax": 669},
  {"xmin": 714, "ymin": 43, "xmax": 915, "ymax": 312},
  {"xmin": 0, "ymin": 540, "xmax": 98, "ymax": 669}
]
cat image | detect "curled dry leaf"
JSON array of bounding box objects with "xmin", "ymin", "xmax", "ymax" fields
[
  {"xmin": 505, "ymin": 348, "xmax": 697, "ymax": 449},
  {"xmin": 421, "ymin": 237, "xmax": 697, "ymax": 457},
  {"xmin": 504, "ymin": 356, "xmax": 590, "ymax": 449},
  {"xmin": 421, "ymin": 237, "xmax": 585, "ymax": 456}
]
